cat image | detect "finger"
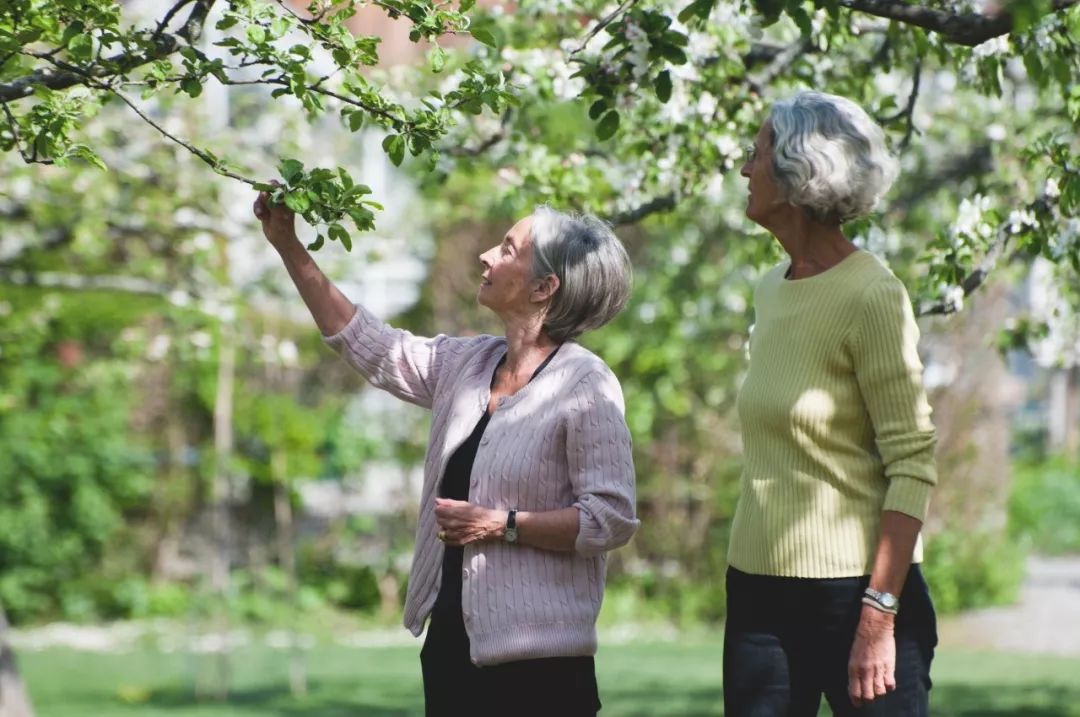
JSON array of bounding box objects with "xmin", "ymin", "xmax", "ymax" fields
[
  {"xmin": 861, "ymin": 673, "xmax": 877, "ymax": 704},
  {"xmin": 885, "ymin": 665, "xmax": 897, "ymax": 692},
  {"xmin": 873, "ymin": 666, "xmax": 887, "ymax": 697}
]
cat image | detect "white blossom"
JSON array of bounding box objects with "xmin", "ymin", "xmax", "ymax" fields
[
  {"xmin": 942, "ymin": 285, "xmax": 965, "ymax": 313},
  {"xmin": 972, "ymin": 36, "xmax": 1009, "ymax": 58},
  {"xmin": 1045, "ymin": 176, "xmax": 1061, "ymax": 198}
]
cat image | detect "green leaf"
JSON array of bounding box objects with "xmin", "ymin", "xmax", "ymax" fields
[
  {"xmin": 471, "ymin": 28, "xmax": 497, "ymax": 47},
  {"xmin": 382, "ymin": 134, "xmax": 405, "ymax": 166},
  {"xmin": 246, "ymin": 25, "xmax": 267, "ymax": 45},
  {"xmin": 596, "ymin": 110, "xmax": 620, "ymax": 141},
  {"xmin": 654, "ymin": 70, "xmax": 673, "ymax": 103},
  {"xmin": 347, "ymin": 109, "xmax": 364, "ymax": 132},
  {"xmin": 677, "ymin": 0, "xmax": 716, "ymax": 22},
  {"xmin": 284, "ymin": 191, "xmax": 311, "ymax": 213},
  {"xmin": 67, "ymin": 33, "xmax": 93, "ymax": 61},
  {"xmin": 659, "ymin": 44, "xmax": 688, "ymax": 65},
  {"xmin": 307, "ymin": 234, "xmax": 325, "ymax": 251},
  {"xmin": 461, "ymin": 0, "xmax": 477, "ymax": 11},
  {"xmin": 328, "ymin": 223, "xmax": 352, "ymax": 251},
  {"xmin": 589, "ymin": 99, "xmax": 609, "ymax": 120},
  {"xmin": 180, "ymin": 77, "xmax": 203, "ymax": 98},
  {"xmin": 429, "ymin": 46, "xmax": 447, "ymax": 73},
  {"xmin": 279, "ymin": 159, "xmax": 305, "ymax": 184}
]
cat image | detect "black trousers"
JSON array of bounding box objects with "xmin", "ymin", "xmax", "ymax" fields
[
  {"xmin": 420, "ymin": 606, "xmax": 601, "ymax": 717},
  {"xmin": 723, "ymin": 565, "xmax": 937, "ymax": 717}
]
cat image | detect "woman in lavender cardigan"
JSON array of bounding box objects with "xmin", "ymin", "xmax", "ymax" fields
[{"xmin": 254, "ymin": 194, "xmax": 639, "ymax": 717}]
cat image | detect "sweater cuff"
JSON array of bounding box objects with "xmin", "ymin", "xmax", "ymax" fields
[
  {"xmin": 321, "ymin": 303, "xmax": 369, "ymax": 349},
  {"xmin": 882, "ymin": 475, "xmax": 934, "ymax": 522}
]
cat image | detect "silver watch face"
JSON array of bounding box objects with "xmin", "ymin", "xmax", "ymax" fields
[
  {"xmin": 878, "ymin": 592, "xmax": 898, "ymax": 609},
  {"xmin": 505, "ymin": 527, "xmax": 518, "ymax": 543}
]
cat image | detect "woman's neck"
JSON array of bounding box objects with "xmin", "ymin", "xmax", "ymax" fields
[
  {"xmin": 501, "ymin": 314, "xmax": 559, "ymax": 378},
  {"xmin": 768, "ymin": 211, "xmax": 855, "ymax": 279}
]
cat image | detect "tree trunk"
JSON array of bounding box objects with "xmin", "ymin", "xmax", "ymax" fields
[
  {"xmin": 202, "ymin": 323, "xmax": 236, "ymax": 701},
  {"xmin": 272, "ymin": 450, "xmax": 306, "ymax": 697},
  {"xmin": 0, "ymin": 604, "xmax": 35, "ymax": 717}
]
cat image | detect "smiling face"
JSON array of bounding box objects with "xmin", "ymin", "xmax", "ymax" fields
[
  {"xmin": 477, "ymin": 216, "xmax": 554, "ymax": 319},
  {"xmin": 739, "ymin": 121, "xmax": 785, "ymax": 228}
]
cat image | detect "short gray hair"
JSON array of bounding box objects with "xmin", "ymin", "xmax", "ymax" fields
[
  {"xmin": 530, "ymin": 206, "xmax": 633, "ymax": 343},
  {"xmin": 770, "ymin": 91, "xmax": 899, "ymax": 224}
]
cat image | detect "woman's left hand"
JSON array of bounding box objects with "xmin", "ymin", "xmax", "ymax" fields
[
  {"xmin": 847, "ymin": 607, "xmax": 897, "ymax": 707},
  {"xmin": 434, "ymin": 498, "xmax": 504, "ymax": 546}
]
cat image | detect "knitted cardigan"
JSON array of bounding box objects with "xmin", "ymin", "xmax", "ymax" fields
[{"xmin": 324, "ymin": 304, "xmax": 639, "ymax": 665}]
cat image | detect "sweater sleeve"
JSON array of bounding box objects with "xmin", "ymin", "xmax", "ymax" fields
[
  {"xmin": 565, "ymin": 368, "xmax": 640, "ymax": 557},
  {"xmin": 849, "ymin": 277, "xmax": 938, "ymax": 521},
  {"xmin": 322, "ymin": 303, "xmax": 487, "ymax": 410}
]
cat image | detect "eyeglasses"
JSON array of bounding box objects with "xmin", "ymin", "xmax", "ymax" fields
[{"xmin": 744, "ymin": 144, "xmax": 757, "ymax": 163}]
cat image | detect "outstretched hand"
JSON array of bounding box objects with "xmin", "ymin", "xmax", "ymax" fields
[{"xmin": 253, "ymin": 181, "xmax": 297, "ymax": 248}]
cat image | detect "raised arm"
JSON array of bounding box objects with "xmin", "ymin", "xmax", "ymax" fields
[
  {"xmin": 254, "ymin": 188, "xmax": 480, "ymax": 409},
  {"xmin": 255, "ymin": 188, "xmax": 357, "ymax": 335}
]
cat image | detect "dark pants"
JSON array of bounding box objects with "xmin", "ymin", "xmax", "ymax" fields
[
  {"xmin": 420, "ymin": 607, "xmax": 601, "ymax": 717},
  {"xmin": 723, "ymin": 565, "xmax": 937, "ymax": 717}
]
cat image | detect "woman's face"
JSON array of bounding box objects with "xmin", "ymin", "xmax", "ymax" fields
[
  {"xmin": 740, "ymin": 121, "xmax": 783, "ymax": 227},
  {"xmin": 478, "ymin": 216, "xmax": 548, "ymax": 316}
]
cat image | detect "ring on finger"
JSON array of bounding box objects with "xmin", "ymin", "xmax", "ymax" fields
[{"xmin": 437, "ymin": 530, "xmax": 446, "ymax": 542}]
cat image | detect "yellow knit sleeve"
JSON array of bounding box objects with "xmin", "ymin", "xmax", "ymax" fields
[{"xmin": 849, "ymin": 277, "xmax": 938, "ymax": 521}]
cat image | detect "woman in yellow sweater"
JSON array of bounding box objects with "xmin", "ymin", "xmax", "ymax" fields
[{"xmin": 725, "ymin": 90, "xmax": 938, "ymax": 716}]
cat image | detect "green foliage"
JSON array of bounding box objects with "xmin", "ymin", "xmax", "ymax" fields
[
  {"xmin": 921, "ymin": 529, "xmax": 1025, "ymax": 614},
  {"xmin": 0, "ymin": 304, "xmax": 153, "ymax": 624},
  {"xmin": 1009, "ymin": 456, "xmax": 1080, "ymax": 555}
]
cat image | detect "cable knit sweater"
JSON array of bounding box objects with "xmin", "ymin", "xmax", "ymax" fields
[{"xmin": 324, "ymin": 304, "xmax": 639, "ymax": 666}]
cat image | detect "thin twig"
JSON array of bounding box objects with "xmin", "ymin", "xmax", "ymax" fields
[
  {"xmin": 153, "ymin": 0, "xmax": 196, "ymax": 39},
  {"xmin": 570, "ymin": 0, "xmax": 638, "ymax": 57},
  {"xmin": 877, "ymin": 59, "xmax": 922, "ymax": 150},
  {"xmin": 0, "ymin": 99, "xmax": 52, "ymax": 164}
]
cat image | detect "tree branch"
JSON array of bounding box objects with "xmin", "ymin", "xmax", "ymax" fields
[
  {"xmin": 445, "ymin": 110, "xmax": 512, "ymax": 157},
  {"xmin": 917, "ymin": 196, "xmax": 1052, "ymax": 316},
  {"xmin": 0, "ymin": 1, "xmax": 215, "ymax": 103},
  {"xmin": 0, "ymin": 269, "xmax": 172, "ymax": 296},
  {"xmin": 608, "ymin": 193, "xmax": 677, "ymax": 226},
  {"xmin": 747, "ymin": 38, "xmax": 812, "ymax": 94},
  {"xmin": 839, "ymin": 0, "xmax": 1078, "ymax": 46}
]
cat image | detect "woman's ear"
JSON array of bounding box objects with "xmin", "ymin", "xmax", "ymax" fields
[{"xmin": 530, "ymin": 273, "xmax": 560, "ymax": 304}]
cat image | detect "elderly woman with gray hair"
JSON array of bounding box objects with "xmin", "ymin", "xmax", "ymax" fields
[
  {"xmin": 724, "ymin": 90, "xmax": 939, "ymax": 716},
  {"xmin": 253, "ymin": 195, "xmax": 638, "ymax": 716}
]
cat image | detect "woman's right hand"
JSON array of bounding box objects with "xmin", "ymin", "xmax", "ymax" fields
[{"xmin": 253, "ymin": 182, "xmax": 298, "ymax": 249}]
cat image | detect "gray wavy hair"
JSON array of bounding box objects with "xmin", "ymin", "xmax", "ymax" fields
[
  {"xmin": 530, "ymin": 206, "xmax": 633, "ymax": 343},
  {"xmin": 770, "ymin": 91, "xmax": 899, "ymax": 224}
]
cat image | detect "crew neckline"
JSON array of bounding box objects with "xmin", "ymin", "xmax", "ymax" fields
[{"xmin": 779, "ymin": 249, "xmax": 870, "ymax": 285}]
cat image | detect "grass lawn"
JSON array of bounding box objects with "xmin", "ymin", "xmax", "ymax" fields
[{"xmin": 19, "ymin": 638, "xmax": 1080, "ymax": 717}]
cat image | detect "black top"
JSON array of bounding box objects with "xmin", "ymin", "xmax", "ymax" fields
[{"xmin": 432, "ymin": 346, "xmax": 560, "ymax": 616}]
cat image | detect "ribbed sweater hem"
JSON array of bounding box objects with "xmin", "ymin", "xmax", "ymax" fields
[{"xmin": 468, "ymin": 622, "xmax": 598, "ymax": 666}]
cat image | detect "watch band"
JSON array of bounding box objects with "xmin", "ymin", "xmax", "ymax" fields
[
  {"xmin": 862, "ymin": 587, "xmax": 899, "ymax": 615},
  {"xmin": 504, "ymin": 509, "xmax": 518, "ymax": 544}
]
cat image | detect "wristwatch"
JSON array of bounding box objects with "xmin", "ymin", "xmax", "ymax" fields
[
  {"xmin": 863, "ymin": 586, "xmax": 900, "ymax": 614},
  {"xmin": 504, "ymin": 509, "xmax": 518, "ymax": 544}
]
